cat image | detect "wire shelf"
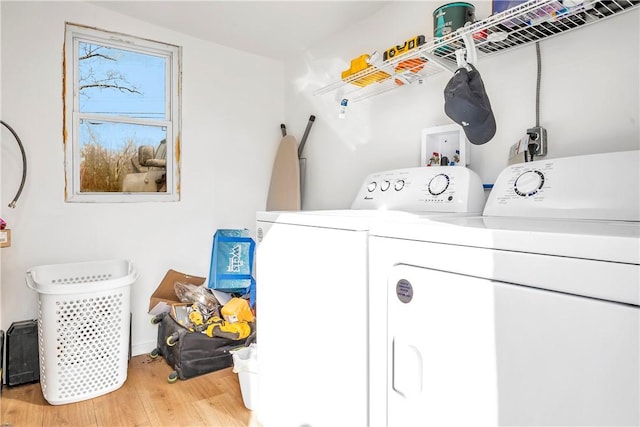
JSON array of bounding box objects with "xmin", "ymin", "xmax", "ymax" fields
[{"xmin": 313, "ymin": 0, "xmax": 639, "ymax": 103}]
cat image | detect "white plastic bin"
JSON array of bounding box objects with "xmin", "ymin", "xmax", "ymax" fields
[
  {"xmin": 232, "ymin": 343, "xmax": 258, "ymax": 410},
  {"xmin": 25, "ymin": 259, "xmax": 137, "ymax": 405}
]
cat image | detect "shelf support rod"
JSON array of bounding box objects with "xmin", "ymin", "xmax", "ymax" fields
[
  {"xmin": 456, "ymin": 30, "xmax": 477, "ymax": 70},
  {"xmin": 419, "ymin": 51, "xmax": 457, "ymax": 73},
  {"xmin": 420, "ymin": 27, "xmax": 479, "ymax": 74},
  {"xmin": 462, "ymin": 31, "xmax": 477, "ymax": 65}
]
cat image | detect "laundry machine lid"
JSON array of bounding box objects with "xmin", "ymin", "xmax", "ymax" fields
[
  {"xmin": 370, "ymin": 214, "xmax": 640, "ymax": 264},
  {"xmin": 256, "ymin": 209, "xmax": 423, "ymax": 231}
]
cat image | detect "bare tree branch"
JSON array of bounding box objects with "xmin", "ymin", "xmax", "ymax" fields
[
  {"xmin": 79, "ymin": 52, "xmax": 116, "ymax": 62},
  {"xmin": 79, "ymin": 83, "xmax": 142, "ymax": 95},
  {"xmin": 78, "ymin": 42, "xmax": 142, "ymax": 98}
]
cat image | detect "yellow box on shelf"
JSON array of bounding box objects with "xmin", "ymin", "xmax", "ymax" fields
[{"xmin": 341, "ymin": 54, "xmax": 390, "ymax": 87}]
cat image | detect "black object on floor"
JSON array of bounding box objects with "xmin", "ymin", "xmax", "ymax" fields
[
  {"xmin": 6, "ymin": 319, "xmax": 40, "ymax": 387},
  {"xmin": 1, "ymin": 329, "xmax": 4, "ymax": 392}
]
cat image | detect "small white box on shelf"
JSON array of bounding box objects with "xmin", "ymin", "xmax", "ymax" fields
[{"xmin": 421, "ymin": 124, "xmax": 468, "ymax": 167}]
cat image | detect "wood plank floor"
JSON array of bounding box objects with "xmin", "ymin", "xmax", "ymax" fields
[{"xmin": 0, "ymin": 354, "xmax": 261, "ymax": 427}]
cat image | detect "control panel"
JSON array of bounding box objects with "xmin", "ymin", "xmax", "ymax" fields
[
  {"xmin": 484, "ymin": 150, "xmax": 640, "ymax": 221},
  {"xmin": 351, "ymin": 166, "xmax": 485, "ymax": 213}
]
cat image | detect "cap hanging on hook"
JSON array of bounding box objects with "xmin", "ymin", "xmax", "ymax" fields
[{"xmin": 443, "ymin": 63, "xmax": 496, "ymax": 145}]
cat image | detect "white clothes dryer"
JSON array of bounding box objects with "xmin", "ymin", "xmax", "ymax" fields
[
  {"xmin": 368, "ymin": 151, "xmax": 640, "ymax": 427},
  {"xmin": 255, "ymin": 166, "xmax": 485, "ymax": 427}
]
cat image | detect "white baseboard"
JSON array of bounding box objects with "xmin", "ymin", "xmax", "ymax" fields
[{"xmin": 131, "ymin": 340, "xmax": 156, "ymax": 357}]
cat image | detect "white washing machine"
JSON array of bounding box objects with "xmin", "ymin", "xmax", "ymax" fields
[
  {"xmin": 255, "ymin": 166, "xmax": 485, "ymax": 427},
  {"xmin": 368, "ymin": 150, "xmax": 640, "ymax": 427}
]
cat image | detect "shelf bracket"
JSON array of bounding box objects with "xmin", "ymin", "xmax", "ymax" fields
[
  {"xmin": 421, "ymin": 27, "xmax": 479, "ymax": 74},
  {"xmin": 456, "ymin": 30, "xmax": 477, "ymax": 70},
  {"xmin": 419, "ymin": 51, "xmax": 457, "ymax": 73}
]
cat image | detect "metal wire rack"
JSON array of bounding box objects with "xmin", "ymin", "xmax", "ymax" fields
[{"xmin": 313, "ymin": 0, "xmax": 639, "ymax": 103}]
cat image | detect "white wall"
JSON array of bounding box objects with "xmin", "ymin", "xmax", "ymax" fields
[
  {"xmin": 1, "ymin": 1, "xmax": 284, "ymax": 355},
  {"xmin": 285, "ymin": 2, "xmax": 640, "ymax": 210},
  {"xmin": 1, "ymin": 0, "xmax": 638, "ymax": 360}
]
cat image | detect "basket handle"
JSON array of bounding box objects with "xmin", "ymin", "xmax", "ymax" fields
[{"xmin": 25, "ymin": 271, "xmax": 36, "ymax": 291}]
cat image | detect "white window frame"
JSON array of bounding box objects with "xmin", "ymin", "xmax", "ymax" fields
[{"xmin": 64, "ymin": 23, "xmax": 182, "ymax": 202}]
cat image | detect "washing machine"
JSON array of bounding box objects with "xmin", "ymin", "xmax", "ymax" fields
[
  {"xmin": 255, "ymin": 166, "xmax": 485, "ymax": 427},
  {"xmin": 368, "ymin": 150, "xmax": 640, "ymax": 427}
]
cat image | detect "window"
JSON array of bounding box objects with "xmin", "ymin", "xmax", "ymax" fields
[{"xmin": 64, "ymin": 23, "xmax": 181, "ymax": 202}]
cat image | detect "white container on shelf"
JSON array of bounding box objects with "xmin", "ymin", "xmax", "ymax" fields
[
  {"xmin": 25, "ymin": 259, "xmax": 137, "ymax": 405},
  {"xmin": 421, "ymin": 124, "xmax": 469, "ymax": 167}
]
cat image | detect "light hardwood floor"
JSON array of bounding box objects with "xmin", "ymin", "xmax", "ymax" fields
[{"xmin": 0, "ymin": 354, "xmax": 261, "ymax": 427}]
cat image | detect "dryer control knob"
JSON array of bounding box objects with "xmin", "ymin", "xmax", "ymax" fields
[
  {"xmin": 381, "ymin": 180, "xmax": 391, "ymax": 192},
  {"xmin": 514, "ymin": 170, "xmax": 545, "ymax": 197},
  {"xmin": 428, "ymin": 174, "xmax": 450, "ymax": 196},
  {"xmin": 367, "ymin": 181, "xmax": 377, "ymax": 192},
  {"xmin": 394, "ymin": 179, "xmax": 405, "ymax": 191}
]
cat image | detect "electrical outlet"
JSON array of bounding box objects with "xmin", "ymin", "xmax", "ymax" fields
[{"xmin": 526, "ymin": 126, "xmax": 548, "ymax": 157}]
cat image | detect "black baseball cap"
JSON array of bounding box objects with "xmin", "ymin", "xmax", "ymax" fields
[{"xmin": 444, "ymin": 64, "xmax": 496, "ymax": 145}]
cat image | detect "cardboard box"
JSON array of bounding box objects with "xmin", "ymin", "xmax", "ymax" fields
[
  {"xmin": 148, "ymin": 269, "xmax": 205, "ymax": 315},
  {"xmin": 0, "ymin": 229, "xmax": 11, "ymax": 248}
]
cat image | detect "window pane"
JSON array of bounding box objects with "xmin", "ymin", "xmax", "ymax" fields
[
  {"xmin": 79, "ymin": 119, "xmax": 168, "ymax": 193},
  {"xmin": 77, "ymin": 42, "xmax": 166, "ymax": 120},
  {"xmin": 65, "ymin": 24, "xmax": 180, "ymax": 202}
]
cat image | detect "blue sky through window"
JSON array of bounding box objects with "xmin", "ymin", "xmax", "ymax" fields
[
  {"xmin": 79, "ymin": 42, "xmax": 165, "ymax": 117},
  {"xmin": 78, "ymin": 42, "xmax": 167, "ymax": 150}
]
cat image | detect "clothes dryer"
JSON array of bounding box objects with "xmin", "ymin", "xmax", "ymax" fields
[
  {"xmin": 255, "ymin": 166, "xmax": 485, "ymax": 427},
  {"xmin": 368, "ymin": 151, "xmax": 640, "ymax": 426}
]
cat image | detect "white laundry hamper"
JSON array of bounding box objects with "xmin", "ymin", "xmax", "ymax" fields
[{"xmin": 25, "ymin": 259, "xmax": 137, "ymax": 405}]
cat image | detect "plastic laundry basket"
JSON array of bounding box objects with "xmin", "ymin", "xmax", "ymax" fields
[{"xmin": 25, "ymin": 259, "xmax": 137, "ymax": 405}]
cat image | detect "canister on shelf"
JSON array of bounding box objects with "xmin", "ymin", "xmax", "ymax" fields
[{"xmin": 433, "ymin": 2, "xmax": 476, "ymax": 38}]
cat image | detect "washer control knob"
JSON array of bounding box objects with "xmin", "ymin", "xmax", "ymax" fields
[
  {"xmin": 381, "ymin": 180, "xmax": 391, "ymax": 192},
  {"xmin": 514, "ymin": 170, "xmax": 545, "ymax": 197},
  {"xmin": 394, "ymin": 179, "xmax": 405, "ymax": 191},
  {"xmin": 367, "ymin": 181, "xmax": 377, "ymax": 192},
  {"xmin": 428, "ymin": 174, "xmax": 450, "ymax": 196}
]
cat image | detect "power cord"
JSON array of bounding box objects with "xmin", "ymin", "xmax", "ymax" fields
[
  {"xmin": 527, "ymin": 42, "xmax": 542, "ymax": 162},
  {"xmin": 535, "ymin": 41, "xmax": 541, "ymax": 130}
]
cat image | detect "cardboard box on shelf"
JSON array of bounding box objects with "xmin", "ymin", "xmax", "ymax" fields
[
  {"xmin": 0, "ymin": 229, "xmax": 11, "ymax": 248},
  {"xmin": 148, "ymin": 269, "xmax": 206, "ymax": 316}
]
